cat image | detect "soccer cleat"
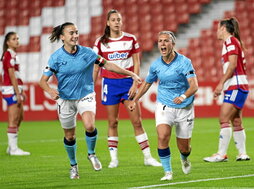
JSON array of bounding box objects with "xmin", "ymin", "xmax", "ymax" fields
[
  {"xmin": 181, "ymin": 159, "xmax": 191, "ymax": 174},
  {"xmin": 108, "ymin": 160, "xmax": 119, "ymax": 168},
  {"xmin": 88, "ymin": 154, "xmax": 102, "ymax": 171},
  {"xmin": 203, "ymin": 153, "xmax": 228, "ymax": 162},
  {"xmin": 144, "ymin": 157, "xmax": 162, "ymax": 167},
  {"xmin": 160, "ymin": 171, "xmax": 173, "ymax": 181},
  {"xmin": 236, "ymin": 154, "xmax": 251, "ymax": 161},
  {"xmin": 6, "ymin": 147, "xmax": 30, "ymax": 156},
  {"xmin": 70, "ymin": 165, "xmax": 79, "ymax": 179}
]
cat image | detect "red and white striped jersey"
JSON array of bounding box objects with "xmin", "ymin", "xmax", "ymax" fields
[
  {"xmin": 1, "ymin": 49, "xmax": 23, "ymax": 95},
  {"xmin": 221, "ymin": 36, "xmax": 248, "ymax": 91},
  {"xmin": 93, "ymin": 32, "xmax": 140, "ymax": 79}
]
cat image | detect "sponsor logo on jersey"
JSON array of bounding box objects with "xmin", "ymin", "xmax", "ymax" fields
[{"xmin": 108, "ymin": 52, "xmax": 129, "ymax": 60}]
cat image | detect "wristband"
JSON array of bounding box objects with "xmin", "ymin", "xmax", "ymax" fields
[{"xmin": 180, "ymin": 94, "xmax": 186, "ymax": 100}]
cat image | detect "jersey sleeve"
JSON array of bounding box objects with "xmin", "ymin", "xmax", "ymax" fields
[
  {"xmin": 86, "ymin": 47, "xmax": 98, "ymax": 64},
  {"xmin": 3, "ymin": 51, "xmax": 13, "ymax": 69},
  {"xmin": 131, "ymin": 35, "xmax": 141, "ymax": 54},
  {"xmin": 145, "ymin": 63, "xmax": 158, "ymax": 83},
  {"xmin": 43, "ymin": 56, "xmax": 57, "ymax": 77},
  {"xmin": 225, "ymin": 37, "xmax": 240, "ymax": 56},
  {"xmin": 93, "ymin": 38, "xmax": 102, "ymax": 56},
  {"xmin": 182, "ymin": 59, "xmax": 196, "ymax": 79}
]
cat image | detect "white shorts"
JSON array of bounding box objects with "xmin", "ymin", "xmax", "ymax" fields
[
  {"xmin": 155, "ymin": 102, "xmax": 194, "ymax": 139},
  {"xmin": 56, "ymin": 92, "xmax": 96, "ymax": 129}
]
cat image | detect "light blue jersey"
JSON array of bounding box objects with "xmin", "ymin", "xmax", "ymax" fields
[
  {"xmin": 146, "ymin": 52, "xmax": 196, "ymax": 108},
  {"xmin": 43, "ymin": 45, "xmax": 97, "ymax": 100}
]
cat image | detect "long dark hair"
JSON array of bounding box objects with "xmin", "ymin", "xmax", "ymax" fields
[
  {"xmin": 220, "ymin": 17, "xmax": 244, "ymax": 48},
  {"xmin": 1, "ymin": 32, "xmax": 16, "ymax": 61},
  {"xmin": 100, "ymin": 9, "xmax": 119, "ymax": 44},
  {"xmin": 49, "ymin": 22, "xmax": 74, "ymax": 43}
]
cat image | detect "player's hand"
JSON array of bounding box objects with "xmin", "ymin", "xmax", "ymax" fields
[
  {"xmin": 21, "ymin": 91, "xmax": 27, "ymax": 102},
  {"xmin": 173, "ymin": 96, "xmax": 184, "ymax": 104},
  {"xmin": 16, "ymin": 94, "xmax": 22, "ymax": 107},
  {"xmin": 214, "ymin": 83, "xmax": 223, "ymax": 99},
  {"xmin": 128, "ymin": 101, "xmax": 136, "ymax": 111},
  {"xmin": 48, "ymin": 88, "xmax": 59, "ymax": 100},
  {"xmin": 132, "ymin": 74, "xmax": 142, "ymax": 84},
  {"xmin": 128, "ymin": 84, "xmax": 138, "ymax": 100}
]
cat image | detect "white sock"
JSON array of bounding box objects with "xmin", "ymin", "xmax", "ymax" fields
[
  {"xmin": 7, "ymin": 133, "xmax": 18, "ymax": 151},
  {"xmin": 108, "ymin": 136, "xmax": 118, "ymax": 161},
  {"xmin": 233, "ymin": 130, "xmax": 247, "ymax": 155},
  {"xmin": 135, "ymin": 133, "xmax": 152, "ymax": 159},
  {"xmin": 218, "ymin": 127, "xmax": 232, "ymax": 156}
]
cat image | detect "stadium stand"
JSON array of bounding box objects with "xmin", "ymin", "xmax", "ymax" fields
[{"xmin": 0, "ymin": 0, "xmax": 253, "ymax": 83}]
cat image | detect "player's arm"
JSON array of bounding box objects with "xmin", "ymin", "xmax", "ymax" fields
[
  {"xmin": 93, "ymin": 64, "xmax": 100, "ymax": 84},
  {"xmin": 174, "ymin": 76, "xmax": 198, "ymax": 104},
  {"xmin": 8, "ymin": 67, "xmax": 22, "ymax": 105},
  {"xmin": 128, "ymin": 53, "xmax": 140, "ymax": 99},
  {"xmin": 95, "ymin": 55, "xmax": 142, "ymax": 84},
  {"xmin": 128, "ymin": 81, "xmax": 152, "ymax": 111},
  {"xmin": 214, "ymin": 54, "xmax": 237, "ymax": 98},
  {"xmin": 39, "ymin": 75, "xmax": 59, "ymax": 100}
]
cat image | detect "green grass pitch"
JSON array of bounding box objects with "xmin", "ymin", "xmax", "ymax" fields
[{"xmin": 0, "ymin": 118, "xmax": 254, "ymax": 188}]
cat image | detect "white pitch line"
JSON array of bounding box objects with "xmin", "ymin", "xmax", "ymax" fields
[{"xmin": 129, "ymin": 174, "xmax": 254, "ymax": 189}]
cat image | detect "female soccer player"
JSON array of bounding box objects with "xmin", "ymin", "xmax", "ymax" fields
[
  {"xmin": 129, "ymin": 31, "xmax": 198, "ymax": 181},
  {"xmin": 204, "ymin": 17, "xmax": 250, "ymax": 162},
  {"xmin": 93, "ymin": 9, "xmax": 161, "ymax": 168},
  {"xmin": 1, "ymin": 32, "xmax": 30, "ymax": 156},
  {"xmin": 39, "ymin": 22, "xmax": 141, "ymax": 179}
]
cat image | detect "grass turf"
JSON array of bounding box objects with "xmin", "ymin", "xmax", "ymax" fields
[{"xmin": 0, "ymin": 118, "xmax": 254, "ymax": 188}]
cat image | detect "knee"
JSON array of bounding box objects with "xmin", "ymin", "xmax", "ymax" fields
[
  {"xmin": 232, "ymin": 118, "xmax": 243, "ymax": 131},
  {"xmin": 108, "ymin": 119, "xmax": 118, "ymax": 129},
  {"xmin": 65, "ymin": 135, "xmax": 76, "ymax": 141},
  {"xmin": 131, "ymin": 118, "xmax": 142, "ymax": 128},
  {"xmin": 232, "ymin": 118, "xmax": 242, "ymax": 127},
  {"xmin": 85, "ymin": 124, "xmax": 95, "ymax": 132},
  {"xmin": 158, "ymin": 134, "xmax": 168, "ymax": 143}
]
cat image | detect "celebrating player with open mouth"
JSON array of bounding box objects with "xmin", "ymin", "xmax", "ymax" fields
[{"xmin": 129, "ymin": 31, "xmax": 198, "ymax": 181}]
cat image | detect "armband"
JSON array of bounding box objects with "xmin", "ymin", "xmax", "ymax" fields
[
  {"xmin": 95, "ymin": 56, "xmax": 106, "ymax": 67},
  {"xmin": 45, "ymin": 66, "xmax": 57, "ymax": 74},
  {"xmin": 185, "ymin": 70, "xmax": 195, "ymax": 76},
  {"xmin": 180, "ymin": 94, "xmax": 187, "ymax": 100}
]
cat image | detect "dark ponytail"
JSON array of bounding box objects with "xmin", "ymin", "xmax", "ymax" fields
[
  {"xmin": 49, "ymin": 22, "xmax": 74, "ymax": 43},
  {"xmin": 100, "ymin": 9, "xmax": 119, "ymax": 44},
  {"xmin": 1, "ymin": 32, "xmax": 16, "ymax": 61},
  {"xmin": 220, "ymin": 17, "xmax": 244, "ymax": 48}
]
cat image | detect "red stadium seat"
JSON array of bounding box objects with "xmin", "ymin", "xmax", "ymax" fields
[
  {"xmin": 41, "ymin": 0, "xmax": 52, "ymax": 7},
  {"xmin": 199, "ymin": 0, "xmax": 211, "ymax": 4},
  {"xmin": 79, "ymin": 34, "xmax": 91, "ymax": 46},
  {"xmin": 0, "ymin": 0, "xmax": 5, "ymax": 9},
  {"xmin": 17, "ymin": 10, "xmax": 29, "ymax": 26},
  {"xmin": 52, "ymin": 0, "xmax": 65, "ymax": 7},
  {"xmin": 138, "ymin": 3, "xmax": 150, "ymax": 16},
  {"xmin": 187, "ymin": 0, "xmax": 201, "ymax": 14},
  {"xmin": 29, "ymin": 36, "xmax": 40, "ymax": 52}
]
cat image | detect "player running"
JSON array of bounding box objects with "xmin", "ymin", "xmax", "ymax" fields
[
  {"xmin": 39, "ymin": 22, "xmax": 141, "ymax": 179},
  {"xmin": 129, "ymin": 31, "xmax": 198, "ymax": 181}
]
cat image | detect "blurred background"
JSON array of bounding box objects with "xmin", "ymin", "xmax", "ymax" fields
[{"xmin": 0, "ymin": 0, "xmax": 253, "ymax": 120}]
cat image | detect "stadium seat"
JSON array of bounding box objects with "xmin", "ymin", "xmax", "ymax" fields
[
  {"xmin": 17, "ymin": 10, "xmax": 29, "ymax": 26},
  {"xmin": 187, "ymin": 0, "xmax": 201, "ymax": 14},
  {"xmin": 79, "ymin": 34, "xmax": 91, "ymax": 46},
  {"xmin": 199, "ymin": 0, "xmax": 211, "ymax": 4},
  {"xmin": 29, "ymin": 36, "xmax": 40, "ymax": 52},
  {"xmin": 52, "ymin": 0, "xmax": 65, "ymax": 7}
]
